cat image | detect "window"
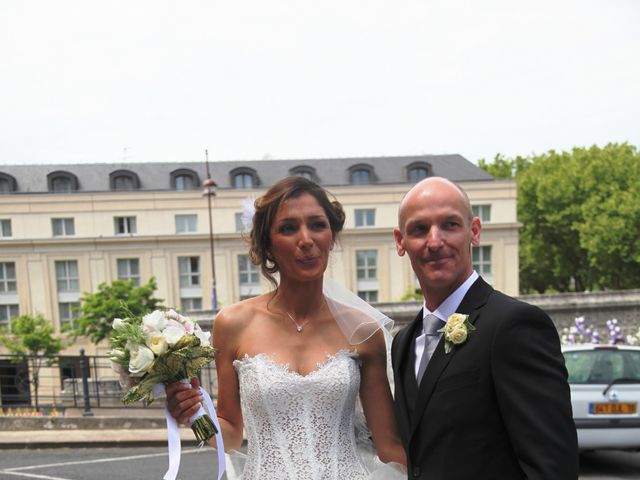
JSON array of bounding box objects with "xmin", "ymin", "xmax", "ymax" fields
[
  {"xmin": 234, "ymin": 173, "xmax": 254, "ymax": 188},
  {"xmin": 58, "ymin": 356, "xmax": 85, "ymax": 389},
  {"xmin": 0, "ymin": 219, "xmax": 11, "ymax": 238},
  {"xmin": 0, "ymin": 304, "xmax": 19, "ymax": 331},
  {"xmin": 235, "ymin": 213, "xmax": 246, "ymax": 232},
  {"xmin": 178, "ymin": 256, "xmax": 201, "ymax": 312},
  {"xmin": 472, "ymin": 204, "xmax": 492, "ymax": 223},
  {"xmin": 170, "ymin": 169, "xmax": 200, "ymax": 191},
  {"xmin": 0, "ymin": 263, "xmax": 17, "ymax": 293},
  {"xmin": 289, "ymin": 165, "xmax": 318, "ymax": 182},
  {"xmin": 564, "ymin": 349, "xmax": 640, "ymax": 384},
  {"xmin": 55, "ymin": 260, "xmax": 79, "ymax": 292},
  {"xmin": 348, "ymin": 164, "xmax": 376, "ymax": 185},
  {"xmin": 356, "ymin": 250, "xmax": 377, "ymax": 280},
  {"xmin": 351, "ymin": 169, "xmax": 371, "ymax": 185},
  {"xmin": 109, "ymin": 170, "xmax": 140, "ymax": 191},
  {"xmin": 52, "ymin": 218, "xmax": 75, "ymax": 237},
  {"xmin": 59, "ymin": 302, "xmax": 80, "ymax": 328},
  {"xmin": 472, "ymin": 246, "xmax": 492, "ymax": 283},
  {"xmin": 114, "ymin": 176, "xmax": 134, "ymax": 191},
  {"xmin": 406, "ymin": 162, "xmax": 431, "ymax": 183},
  {"xmin": 175, "ymin": 175, "xmax": 195, "ymax": 190},
  {"xmin": 47, "ymin": 171, "xmax": 78, "ymax": 193},
  {"xmin": 114, "ymin": 216, "xmax": 136, "ymax": 235},
  {"xmin": 357, "ymin": 290, "xmax": 378, "ymax": 303},
  {"xmin": 52, "ymin": 177, "xmax": 72, "ymax": 192},
  {"xmin": 180, "ymin": 297, "xmax": 202, "ymax": 312},
  {"xmin": 238, "ymin": 255, "xmax": 260, "ymax": 300},
  {"xmin": 0, "ymin": 173, "xmax": 17, "ymax": 193},
  {"xmin": 117, "ymin": 259, "xmax": 140, "ymax": 286},
  {"xmin": 175, "ymin": 214, "xmax": 197, "ymax": 234},
  {"xmin": 230, "ymin": 168, "xmax": 259, "ymax": 189},
  {"xmin": 356, "ymin": 250, "xmax": 379, "ymax": 303},
  {"xmin": 354, "ymin": 209, "xmax": 375, "ymax": 227},
  {"xmin": 178, "ymin": 257, "xmax": 200, "ymax": 288},
  {"xmin": 55, "ymin": 260, "xmax": 80, "ymax": 328}
]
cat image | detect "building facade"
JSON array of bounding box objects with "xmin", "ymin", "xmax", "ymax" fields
[{"xmin": 0, "ymin": 154, "xmax": 518, "ymax": 356}]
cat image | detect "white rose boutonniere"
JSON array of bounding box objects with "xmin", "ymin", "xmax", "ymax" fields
[{"xmin": 438, "ymin": 313, "xmax": 476, "ymax": 354}]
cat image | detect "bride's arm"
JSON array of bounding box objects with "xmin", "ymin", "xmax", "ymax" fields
[
  {"xmin": 166, "ymin": 308, "xmax": 245, "ymax": 452},
  {"xmin": 359, "ymin": 330, "xmax": 407, "ymax": 467}
]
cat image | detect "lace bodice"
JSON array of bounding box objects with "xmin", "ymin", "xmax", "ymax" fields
[{"xmin": 233, "ymin": 350, "xmax": 368, "ymax": 480}]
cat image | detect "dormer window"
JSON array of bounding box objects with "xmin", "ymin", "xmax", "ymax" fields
[
  {"xmin": 348, "ymin": 164, "xmax": 376, "ymax": 185},
  {"xmin": 230, "ymin": 168, "xmax": 259, "ymax": 189},
  {"xmin": 289, "ymin": 166, "xmax": 318, "ymax": 182},
  {"xmin": 0, "ymin": 173, "xmax": 17, "ymax": 193},
  {"xmin": 170, "ymin": 169, "xmax": 200, "ymax": 191},
  {"xmin": 47, "ymin": 171, "xmax": 79, "ymax": 193},
  {"xmin": 110, "ymin": 170, "xmax": 140, "ymax": 191},
  {"xmin": 406, "ymin": 162, "xmax": 432, "ymax": 183}
]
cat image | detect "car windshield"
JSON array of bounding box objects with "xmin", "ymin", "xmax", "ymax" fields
[{"xmin": 563, "ymin": 349, "xmax": 640, "ymax": 384}]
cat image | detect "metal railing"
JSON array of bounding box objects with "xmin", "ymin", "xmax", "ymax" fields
[{"xmin": 0, "ymin": 350, "xmax": 217, "ymax": 416}]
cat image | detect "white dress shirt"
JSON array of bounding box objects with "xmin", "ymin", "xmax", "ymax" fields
[{"xmin": 414, "ymin": 271, "xmax": 479, "ymax": 378}]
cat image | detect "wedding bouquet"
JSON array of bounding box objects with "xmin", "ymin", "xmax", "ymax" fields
[{"xmin": 108, "ymin": 309, "xmax": 218, "ymax": 443}]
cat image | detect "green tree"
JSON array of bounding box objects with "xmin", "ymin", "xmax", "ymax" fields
[
  {"xmin": 576, "ymin": 144, "xmax": 640, "ymax": 289},
  {"xmin": 478, "ymin": 153, "xmax": 531, "ymax": 179},
  {"xmin": 479, "ymin": 143, "xmax": 640, "ymax": 293},
  {"xmin": 72, "ymin": 278, "xmax": 163, "ymax": 344},
  {"xmin": 515, "ymin": 143, "xmax": 640, "ymax": 293},
  {"xmin": 0, "ymin": 314, "xmax": 64, "ymax": 410}
]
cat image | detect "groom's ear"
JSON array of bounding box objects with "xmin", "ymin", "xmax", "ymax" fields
[{"xmin": 393, "ymin": 227, "xmax": 406, "ymax": 256}]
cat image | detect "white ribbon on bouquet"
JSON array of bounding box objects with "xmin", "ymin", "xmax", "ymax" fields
[{"xmin": 153, "ymin": 383, "xmax": 226, "ymax": 480}]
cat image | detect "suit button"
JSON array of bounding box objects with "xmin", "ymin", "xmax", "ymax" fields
[{"xmin": 412, "ymin": 466, "xmax": 421, "ymax": 477}]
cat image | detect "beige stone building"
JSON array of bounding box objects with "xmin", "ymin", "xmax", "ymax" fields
[{"xmin": 0, "ymin": 154, "xmax": 519, "ymax": 358}]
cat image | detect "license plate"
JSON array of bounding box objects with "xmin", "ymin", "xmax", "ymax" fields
[{"xmin": 589, "ymin": 402, "xmax": 637, "ymax": 415}]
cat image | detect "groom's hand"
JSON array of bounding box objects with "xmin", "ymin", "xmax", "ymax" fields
[{"xmin": 166, "ymin": 377, "xmax": 203, "ymax": 426}]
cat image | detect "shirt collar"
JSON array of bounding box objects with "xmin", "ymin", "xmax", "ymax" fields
[{"xmin": 422, "ymin": 271, "xmax": 479, "ymax": 323}]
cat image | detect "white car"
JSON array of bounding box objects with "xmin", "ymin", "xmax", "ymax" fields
[{"xmin": 562, "ymin": 344, "xmax": 640, "ymax": 451}]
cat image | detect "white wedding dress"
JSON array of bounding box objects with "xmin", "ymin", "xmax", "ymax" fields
[{"xmin": 231, "ymin": 349, "xmax": 404, "ymax": 480}]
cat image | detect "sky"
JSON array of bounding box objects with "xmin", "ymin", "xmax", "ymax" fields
[{"xmin": 1, "ymin": 0, "xmax": 639, "ymax": 166}]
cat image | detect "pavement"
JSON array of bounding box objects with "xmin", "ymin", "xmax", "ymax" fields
[{"xmin": 0, "ymin": 416, "xmax": 201, "ymax": 449}]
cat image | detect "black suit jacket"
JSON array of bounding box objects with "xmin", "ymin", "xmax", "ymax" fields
[{"xmin": 391, "ymin": 277, "xmax": 578, "ymax": 479}]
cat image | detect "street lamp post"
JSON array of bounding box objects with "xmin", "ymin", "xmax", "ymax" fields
[{"xmin": 203, "ymin": 149, "xmax": 218, "ymax": 311}]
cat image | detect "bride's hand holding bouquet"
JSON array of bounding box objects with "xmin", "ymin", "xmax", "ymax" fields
[{"xmin": 108, "ymin": 309, "xmax": 218, "ymax": 443}]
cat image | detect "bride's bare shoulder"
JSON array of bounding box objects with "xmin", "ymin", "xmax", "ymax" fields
[{"xmin": 214, "ymin": 293, "xmax": 271, "ymax": 335}]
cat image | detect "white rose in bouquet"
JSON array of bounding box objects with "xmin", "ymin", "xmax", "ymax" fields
[
  {"xmin": 147, "ymin": 332, "xmax": 169, "ymax": 356},
  {"xmin": 128, "ymin": 343, "xmax": 155, "ymax": 376},
  {"xmin": 162, "ymin": 320, "xmax": 187, "ymax": 345},
  {"xmin": 143, "ymin": 310, "xmax": 168, "ymax": 333}
]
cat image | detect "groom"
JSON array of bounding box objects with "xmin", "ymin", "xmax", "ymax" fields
[{"xmin": 391, "ymin": 177, "xmax": 578, "ymax": 479}]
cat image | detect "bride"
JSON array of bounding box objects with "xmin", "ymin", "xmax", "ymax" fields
[{"xmin": 166, "ymin": 176, "xmax": 406, "ymax": 479}]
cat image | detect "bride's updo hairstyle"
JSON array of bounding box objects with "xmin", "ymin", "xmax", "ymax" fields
[{"xmin": 249, "ymin": 176, "xmax": 345, "ymax": 287}]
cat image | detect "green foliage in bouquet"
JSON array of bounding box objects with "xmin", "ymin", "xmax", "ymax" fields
[{"xmin": 123, "ymin": 335, "xmax": 216, "ymax": 405}]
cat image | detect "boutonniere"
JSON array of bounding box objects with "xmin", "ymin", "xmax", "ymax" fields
[{"xmin": 437, "ymin": 313, "xmax": 475, "ymax": 354}]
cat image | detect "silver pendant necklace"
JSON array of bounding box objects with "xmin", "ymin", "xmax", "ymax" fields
[{"xmin": 286, "ymin": 312, "xmax": 310, "ymax": 333}]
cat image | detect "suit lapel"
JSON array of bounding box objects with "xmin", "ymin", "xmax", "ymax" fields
[
  {"xmin": 394, "ymin": 309, "xmax": 423, "ymax": 431},
  {"xmin": 409, "ymin": 277, "xmax": 493, "ymax": 440}
]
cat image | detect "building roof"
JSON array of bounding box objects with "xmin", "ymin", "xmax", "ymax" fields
[{"xmin": 0, "ymin": 154, "xmax": 493, "ymax": 193}]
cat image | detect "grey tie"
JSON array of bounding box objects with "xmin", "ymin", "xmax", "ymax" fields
[{"xmin": 416, "ymin": 314, "xmax": 445, "ymax": 385}]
